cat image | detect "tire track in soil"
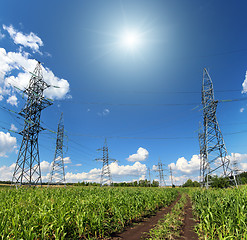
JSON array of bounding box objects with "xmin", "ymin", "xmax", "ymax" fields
[
  {"xmin": 177, "ymin": 195, "xmax": 198, "ymax": 240},
  {"xmin": 111, "ymin": 194, "xmax": 181, "ymax": 240}
]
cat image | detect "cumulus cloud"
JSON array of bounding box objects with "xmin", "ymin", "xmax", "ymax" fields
[
  {"xmin": 10, "ymin": 124, "xmax": 17, "ymax": 132},
  {"xmin": 229, "ymin": 153, "xmax": 247, "ymax": 171},
  {"xmin": 127, "ymin": 147, "xmax": 149, "ymax": 162},
  {"xmin": 63, "ymin": 157, "xmax": 71, "ymax": 164},
  {"xmin": 0, "ymin": 160, "xmax": 148, "ymax": 183},
  {"xmin": 40, "ymin": 160, "xmax": 51, "ymax": 173},
  {"xmin": 0, "ymin": 163, "xmax": 15, "ymax": 180},
  {"xmin": 0, "ymin": 29, "xmax": 5, "ymax": 39},
  {"xmin": 61, "ymin": 161, "xmax": 147, "ymax": 183},
  {"xmin": 169, "ymin": 155, "xmax": 200, "ymax": 174},
  {"xmin": 0, "ymin": 47, "xmax": 70, "ymax": 101},
  {"xmin": 3, "ymin": 24, "xmax": 43, "ymax": 52},
  {"xmin": 7, "ymin": 95, "xmax": 18, "ymax": 106},
  {"xmin": 0, "ymin": 131, "xmax": 17, "ymax": 157},
  {"xmin": 240, "ymin": 108, "xmax": 244, "ymax": 113},
  {"xmin": 242, "ymin": 71, "xmax": 247, "ymax": 93}
]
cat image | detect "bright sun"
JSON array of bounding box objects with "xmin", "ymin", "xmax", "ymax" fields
[{"xmin": 121, "ymin": 31, "xmax": 140, "ymax": 51}]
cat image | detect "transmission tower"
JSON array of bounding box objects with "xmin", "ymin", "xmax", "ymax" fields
[
  {"xmin": 231, "ymin": 153, "xmax": 242, "ymax": 185},
  {"xmin": 49, "ymin": 113, "xmax": 66, "ymax": 185},
  {"xmin": 198, "ymin": 122, "xmax": 207, "ymax": 187},
  {"xmin": 155, "ymin": 159, "xmax": 166, "ymax": 187},
  {"xmin": 200, "ymin": 68, "xmax": 237, "ymax": 188},
  {"xmin": 96, "ymin": 139, "xmax": 115, "ymax": 186},
  {"xmin": 12, "ymin": 62, "xmax": 52, "ymax": 187},
  {"xmin": 169, "ymin": 166, "xmax": 174, "ymax": 186},
  {"xmin": 148, "ymin": 167, "xmax": 151, "ymax": 187}
]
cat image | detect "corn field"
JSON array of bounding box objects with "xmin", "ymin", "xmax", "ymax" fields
[
  {"xmin": 0, "ymin": 186, "xmax": 177, "ymax": 239},
  {"xmin": 192, "ymin": 186, "xmax": 247, "ymax": 239}
]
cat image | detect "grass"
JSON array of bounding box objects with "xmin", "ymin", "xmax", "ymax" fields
[{"xmin": 146, "ymin": 191, "xmax": 187, "ymax": 240}]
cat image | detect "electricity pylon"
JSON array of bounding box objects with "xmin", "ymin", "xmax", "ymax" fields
[
  {"xmin": 169, "ymin": 166, "xmax": 174, "ymax": 186},
  {"xmin": 200, "ymin": 68, "xmax": 237, "ymax": 188},
  {"xmin": 12, "ymin": 62, "xmax": 52, "ymax": 187},
  {"xmin": 96, "ymin": 139, "xmax": 115, "ymax": 186},
  {"xmin": 231, "ymin": 153, "xmax": 242, "ymax": 185},
  {"xmin": 148, "ymin": 167, "xmax": 151, "ymax": 187},
  {"xmin": 198, "ymin": 122, "xmax": 207, "ymax": 187},
  {"xmin": 49, "ymin": 113, "xmax": 66, "ymax": 185},
  {"xmin": 155, "ymin": 159, "xmax": 166, "ymax": 187}
]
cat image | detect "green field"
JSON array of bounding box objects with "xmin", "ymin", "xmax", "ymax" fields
[
  {"xmin": 1, "ymin": 186, "xmax": 247, "ymax": 239},
  {"xmin": 0, "ymin": 186, "xmax": 177, "ymax": 239},
  {"xmin": 191, "ymin": 186, "xmax": 247, "ymax": 239}
]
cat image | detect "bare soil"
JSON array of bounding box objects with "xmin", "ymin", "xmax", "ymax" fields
[
  {"xmin": 111, "ymin": 194, "xmax": 181, "ymax": 240},
  {"xmin": 177, "ymin": 196, "xmax": 198, "ymax": 240}
]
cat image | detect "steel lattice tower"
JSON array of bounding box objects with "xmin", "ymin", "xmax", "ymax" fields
[
  {"xmin": 198, "ymin": 122, "xmax": 207, "ymax": 187},
  {"xmin": 155, "ymin": 159, "xmax": 166, "ymax": 187},
  {"xmin": 148, "ymin": 167, "xmax": 151, "ymax": 187},
  {"xmin": 96, "ymin": 139, "xmax": 115, "ymax": 186},
  {"xmin": 169, "ymin": 166, "xmax": 174, "ymax": 186},
  {"xmin": 201, "ymin": 68, "xmax": 237, "ymax": 187},
  {"xmin": 49, "ymin": 113, "xmax": 66, "ymax": 185},
  {"xmin": 12, "ymin": 62, "xmax": 52, "ymax": 187}
]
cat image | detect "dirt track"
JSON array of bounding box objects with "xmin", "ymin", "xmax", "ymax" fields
[
  {"xmin": 177, "ymin": 196, "xmax": 198, "ymax": 240},
  {"xmin": 111, "ymin": 194, "xmax": 181, "ymax": 240}
]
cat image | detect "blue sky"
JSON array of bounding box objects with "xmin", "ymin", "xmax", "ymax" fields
[{"xmin": 0, "ymin": 0, "xmax": 247, "ymax": 185}]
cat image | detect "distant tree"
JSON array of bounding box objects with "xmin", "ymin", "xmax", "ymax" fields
[
  {"xmin": 151, "ymin": 180, "xmax": 159, "ymax": 187},
  {"xmin": 210, "ymin": 176, "xmax": 230, "ymax": 188},
  {"xmin": 182, "ymin": 179, "xmax": 200, "ymax": 187}
]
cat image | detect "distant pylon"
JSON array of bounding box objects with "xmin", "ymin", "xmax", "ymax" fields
[
  {"xmin": 155, "ymin": 159, "xmax": 166, "ymax": 187},
  {"xmin": 49, "ymin": 113, "xmax": 66, "ymax": 185},
  {"xmin": 169, "ymin": 166, "xmax": 174, "ymax": 186},
  {"xmin": 231, "ymin": 153, "xmax": 242, "ymax": 185},
  {"xmin": 200, "ymin": 68, "xmax": 237, "ymax": 188},
  {"xmin": 12, "ymin": 62, "xmax": 52, "ymax": 187},
  {"xmin": 148, "ymin": 167, "xmax": 151, "ymax": 187},
  {"xmin": 96, "ymin": 139, "xmax": 115, "ymax": 186}
]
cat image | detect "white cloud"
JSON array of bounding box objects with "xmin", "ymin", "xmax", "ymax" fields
[
  {"xmin": 0, "ymin": 161, "xmax": 148, "ymax": 183},
  {"xmin": 10, "ymin": 124, "xmax": 17, "ymax": 132},
  {"xmin": 62, "ymin": 161, "xmax": 147, "ymax": 183},
  {"xmin": 229, "ymin": 153, "xmax": 247, "ymax": 171},
  {"xmin": 242, "ymin": 71, "xmax": 247, "ymax": 93},
  {"xmin": 0, "ymin": 47, "xmax": 70, "ymax": 101},
  {"xmin": 240, "ymin": 108, "xmax": 244, "ymax": 113},
  {"xmin": 98, "ymin": 108, "xmax": 110, "ymax": 116},
  {"xmin": 241, "ymin": 163, "xmax": 247, "ymax": 171},
  {"xmin": 63, "ymin": 157, "xmax": 71, "ymax": 164},
  {"xmin": 0, "ymin": 29, "xmax": 5, "ymax": 39},
  {"xmin": 169, "ymin": 155, "xmax": 200, "ymax": 174},
  {"xmin": 0, "ymin": 131, "xmax": 17, "ymax": 157},
  {"xmin": 7, "ymin": 95, "xmax": 18, "ymax": 106},
  {"xmin": 0, "ymin": 163, "xmax": 15, "ymax": 180},
  {"xmin": 74, "ymin": 163, "xmax": 82, "ymax": 166},
  {"xmin": 110, "ymin": 161, "xmax": 147, "ymax": 176},
  {"xmin": 3, "ymin": 24, "xmax": 43, "ymax": 52},
  {"xmin": 127, "ymin": 147, "xmax": 149, "ymax": 162},
  {"xmin": 40, "ymin": 161, "xmax": 51, "ymax": 173}
]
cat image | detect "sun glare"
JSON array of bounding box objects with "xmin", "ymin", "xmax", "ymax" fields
[{"xmin": 121, "ymin": 31, "xmax": 140, "ymax": 51}]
